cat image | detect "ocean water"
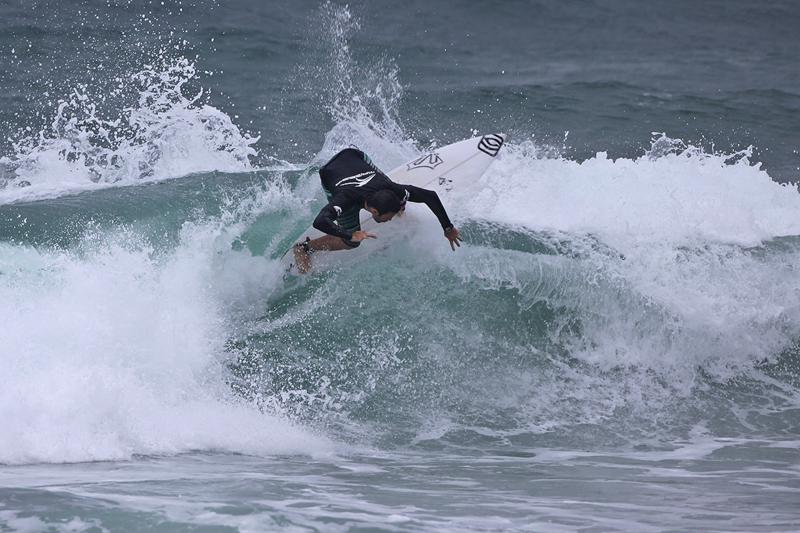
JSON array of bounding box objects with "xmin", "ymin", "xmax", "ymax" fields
[{"xmin": 1, "ymin": 0, "xmax": 800, "ymax": 531}]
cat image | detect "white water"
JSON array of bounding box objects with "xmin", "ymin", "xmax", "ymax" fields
[
  {"xmin": 0, "ymin": 213, "xmax": 331, "ymax": 465},
  {"xmin": 469, "ymin": 136, "xmax": 800, "ymax": 248},
  {"xmin": 0, "ymin": 57, "xmax": 258, "ymax": 205}
]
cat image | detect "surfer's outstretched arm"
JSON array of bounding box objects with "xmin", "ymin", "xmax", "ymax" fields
[
  {"xmin": 396, "ymin": 184, "xmax": 462, "ymax": 250},
  {"xmin": 397, "ymin": 185, "xmax": 452, "ymax": 229}
]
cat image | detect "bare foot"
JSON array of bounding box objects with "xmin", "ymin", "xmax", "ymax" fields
[{"xmin": 292, "ymin": 239, "xmax": 312, "ymax": 274}]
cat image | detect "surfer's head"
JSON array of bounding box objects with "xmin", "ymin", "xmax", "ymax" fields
[{"xmin": 366, "ymin": 190, "xmax": 404, "ymax": 223}]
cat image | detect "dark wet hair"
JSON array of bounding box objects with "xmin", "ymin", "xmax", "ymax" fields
[{"xmin": 367, "ymin": 189, "xmax": 403, "ymax": 214}]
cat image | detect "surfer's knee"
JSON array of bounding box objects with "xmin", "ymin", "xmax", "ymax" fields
[{"xmin": 342, "ymin": 238, "xmax": 361, "ymax": 249}]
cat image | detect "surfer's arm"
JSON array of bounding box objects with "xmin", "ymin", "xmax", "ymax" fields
[
  {"xmin": 398, "ymin": 185, "xmax": 454, "ymax": 231},
  {"xmin": 313, "ymin": 198, "xmax": 355, "ymax": 240}
]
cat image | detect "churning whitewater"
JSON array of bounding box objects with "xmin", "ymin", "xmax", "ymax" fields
[{"xmin": 1, "ymin": 1, "xmax": 799, "ymax": 531}]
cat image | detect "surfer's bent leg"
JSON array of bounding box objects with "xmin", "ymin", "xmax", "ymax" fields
[
  {"xmin": 294, "ymin": 204, "xmax": 361, "ymax": 272},
  {"xmin": 294, "ymin": 188, "xmax": 364, "ymax": 273}
]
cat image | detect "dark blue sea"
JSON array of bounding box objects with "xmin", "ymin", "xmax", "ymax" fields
[{"xmin": 1, "ymin": 1, "xmax": 800, "ymax": 531}]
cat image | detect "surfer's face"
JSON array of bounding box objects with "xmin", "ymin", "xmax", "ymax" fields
[
  {"xmin": 367, "ymin": 207, "xmax": 396, "ymax": 223},
  {"xmin": 372, "ymin": 211, "xmax": 396, "ymax": 223}
]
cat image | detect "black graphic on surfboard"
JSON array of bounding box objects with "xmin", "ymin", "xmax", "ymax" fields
[
  {"xmin": 407, "ymin": 153, "xmax": 444, "ymax": 171},
  {"xmin": 478, "ymin": 134, "xmax": 504, "ymax": 157}
]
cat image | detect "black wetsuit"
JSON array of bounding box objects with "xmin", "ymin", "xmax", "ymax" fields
[{"xmin": 313, "ymin": 148, "xmax": 453, "ymax": 247}]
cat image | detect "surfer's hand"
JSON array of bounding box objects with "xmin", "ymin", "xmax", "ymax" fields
[
  {"xmin": 351, "ymin": 230, "xmax": 376, "ymax": 242},
  {"xmin": 444, "ymin": 227, "xmax": 461, "ymax": 251}
]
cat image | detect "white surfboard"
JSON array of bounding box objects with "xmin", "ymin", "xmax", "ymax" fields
[{"xmin": 282, "ymin": 133, "xmax": 507, "ymax": 273}]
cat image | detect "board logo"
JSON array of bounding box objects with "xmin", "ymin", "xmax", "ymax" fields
[
  {"xmin": 407, "ymin": 152, "xmax": 443, "ymax": 171},
  {"xmin": 478, "ymin": 134, "xmax": 504, "ymax": 157}
]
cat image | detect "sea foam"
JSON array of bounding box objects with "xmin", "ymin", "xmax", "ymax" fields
[
  {"xmin": 0, "ymin": 213, "xmax": 330, "ymax": 465},
  {"xmin": 0, "ymin": 57, "xmax": 257, "ymax": 205}
]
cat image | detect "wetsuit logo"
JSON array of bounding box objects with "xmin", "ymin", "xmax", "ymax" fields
[
  {"xmin": 407, "ymin": 152, "xmax": 443, "ymax": 171},
  {"xmin": 335, "ymin": 171, "xmax": 376, "ymax": 188},
  {"xmin": 478, "ymin": 134, "xmax": 504, "ymax": 157}
]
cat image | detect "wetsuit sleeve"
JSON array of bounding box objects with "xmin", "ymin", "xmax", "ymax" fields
[
  {"xmin": 396, "ymin": 184, "xmax": 453, "ymax": 230},
  {"xmin": 313, "ymin": 193, "xmax": 357, "ymax": 240}
]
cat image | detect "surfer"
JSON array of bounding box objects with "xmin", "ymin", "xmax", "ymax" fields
[{"xmin": 293, "ymin": 148, "xmax": 461, "ymax": 273}]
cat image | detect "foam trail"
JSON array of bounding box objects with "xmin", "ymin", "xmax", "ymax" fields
[{"xmin": 464, "ymin": 137, "xmax": 800, "ymax": 249}]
